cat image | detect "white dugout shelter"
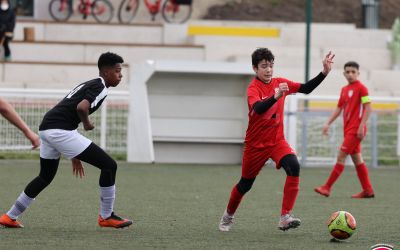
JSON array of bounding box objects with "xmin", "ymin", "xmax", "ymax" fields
[{"xmin": 127, "ymin": 60, "xmax": 255, "ymax": 164}]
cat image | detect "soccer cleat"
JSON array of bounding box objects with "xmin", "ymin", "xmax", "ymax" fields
[
  {"xmin": 218, "ymin": 210, "xmax": 234, "ymax": 232},
  {"xmin": 278, "ymin": 214, "xmax": 301, "ymax": 231},
  {"xmin": 314, "ymin": 185, "xmax": 331, "ymax": 197},
  {"xmin": 98, "ymin": 212, "xmax": 132, "ymax": 228},
  {"xmin": 351, "ymin": 190, "xmax": 375, "ymax": 198},
  {"xmin": 0, "ymin": 214, "xmax": 24, "ymax": 228}
]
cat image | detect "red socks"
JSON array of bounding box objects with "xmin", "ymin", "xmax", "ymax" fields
[
  {"xmin": 226, "ymin": 185, "xmax": 244, "ymax": 215},
  {"xmin": 228, "ymin": 176, "xmax": 301, "ymax": 216},
  {"xmin": 325, "ymin": 163, "xmax": 345, "ymax": 188},
  {"xmin": 281, "ymin": 176, "xmax": 300, "ymax": 215},
  {"xmin": 355, "ymin": 163, "xmax": 373, "ymax": 191}
]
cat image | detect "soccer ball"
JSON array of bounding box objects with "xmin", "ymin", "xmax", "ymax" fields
[{"xmin": 327, "ymin": 211, "xmax": 356, "ymax": 240}]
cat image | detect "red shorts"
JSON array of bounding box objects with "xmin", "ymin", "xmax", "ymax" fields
[
  {"xmin": 340, "ymin": 134, "xmax": 361, "ymax": 154},
  {"xmin": 242, "ymin": 140, "xmax": 296, "ymax": 179}
]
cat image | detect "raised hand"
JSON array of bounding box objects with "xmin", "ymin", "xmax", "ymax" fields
[{"xmin": 322, "ymin": 51, "xmax": 335, "ymax": 75}]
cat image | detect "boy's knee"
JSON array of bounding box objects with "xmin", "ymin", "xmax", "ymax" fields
[
  {"xmin": 280, "ymin": 154, "xmax": 300, "ymax": 176},
  {"xmin": 108, "ymin": 158, "xmax": 117, "ymax": 172},
  {"xmin": 236, "ymin": 177, "xmax": 256, "ymax": 194}
]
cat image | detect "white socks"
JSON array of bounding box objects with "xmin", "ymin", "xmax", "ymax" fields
[
  {"xmin": 100, "ymin": 185, "xmax": 115, "ymax": 219},
  {"xmin": 7, "ymin": 191, "xmax": 35, "ymax": 220}
]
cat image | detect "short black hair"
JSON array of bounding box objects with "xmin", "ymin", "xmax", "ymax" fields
[
  {"xmin": 252, "ymin": 48, "xmax": 274, "ymax": 67},
  {"xmin": 344, "ymin": 61, "xmax": 359, "ymax": 70},
  {"xmin": 98, "ymin": 52, "xmax": 124, "ymax": 71}
]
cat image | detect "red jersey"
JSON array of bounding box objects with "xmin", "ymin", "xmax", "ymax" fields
[
  {"xmin": 337, "ymin": 80, "xmax": 370, "ymax": 135},
  {"xmin": 245, "ymin": 77, "xmax": 301, "ymax": 148}
]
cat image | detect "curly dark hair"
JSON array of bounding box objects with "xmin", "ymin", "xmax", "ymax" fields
[
  {"xmin": 344, "ymin": 61, "xmax": 359, "ymax": 70},
  {"xmin": 98, "ymin": 52, "xmax": 124, "ymax": 71},
  {"xmin": 251, "ymin": 48, "xmax": 274, "ymax": 67}
]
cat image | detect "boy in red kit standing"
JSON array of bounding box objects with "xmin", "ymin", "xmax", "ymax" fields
[
  {"xmin": 219, "ymin": 48, "xmax": 335, "ymax": 232},
  {"xmin": 314, "ymin": 61, "xmax": 374, "ymax": 198}
]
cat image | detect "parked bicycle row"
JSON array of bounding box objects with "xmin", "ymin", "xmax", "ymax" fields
[{"xmin": 49, "ymin": 0, "xmax": 193, "ymax": 24}]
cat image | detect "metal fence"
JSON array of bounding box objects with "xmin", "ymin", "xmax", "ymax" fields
[
  {"xmin": 288, "ymin": 95, "xmax": 399, "ymax": 167},
  {"xmin": 0, "ymin": 88, "xmax": 129, "ymax": 153},
  {"xmin": 1, "ymin": 88, "xmax": 399, "ymax": 167}
]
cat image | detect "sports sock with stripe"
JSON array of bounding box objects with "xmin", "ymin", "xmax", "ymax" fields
[
  {"xmin": 100, "ymin": 185, "xmax": 115, "ymax": 219},
  {"xmin": 6, "ymin": 191, "xmax": 35, "ymax": 220}
]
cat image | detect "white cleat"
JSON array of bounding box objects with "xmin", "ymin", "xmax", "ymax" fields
[
  {"xmin": 219, "ymin": 210, "xmax": 234, "ymax": 232},
  {"xmin": 278, "ymin": 214, "xmax": 301, "ymax": 231}
]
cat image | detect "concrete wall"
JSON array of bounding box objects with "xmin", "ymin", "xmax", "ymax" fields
[
  {"xmin": 10, "ymin": 41, "xmax": 204, "ymax": 64},
  {"xmin": 0, "ymin": 62, "xmax": 130, "ymax": 89},
  {"xmin": 15, "ymin": 21, "xmax": 165, "ymax": 44},
  {"xmin": 127, "ymin": 60, "xmax": 254, "ymax": 164}
]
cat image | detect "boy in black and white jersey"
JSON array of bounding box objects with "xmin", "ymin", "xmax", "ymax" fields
[{"xmin": 0, "ymin": 52, "xmax": 132, "ymax": 229}]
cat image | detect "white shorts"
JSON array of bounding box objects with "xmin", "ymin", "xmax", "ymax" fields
[{"xmin": 39, "ymin": 129, "xmax": 92, "ymax": 160}]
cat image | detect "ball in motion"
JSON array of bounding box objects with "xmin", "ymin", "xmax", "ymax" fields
[{"xmin": 327, "ymin": 211, "xmax": 356, "ymax": 240}]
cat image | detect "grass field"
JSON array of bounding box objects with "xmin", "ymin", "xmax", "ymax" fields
[{"xmin": 0, "ymin": 160, "xmax": 399, "ymax": 250}]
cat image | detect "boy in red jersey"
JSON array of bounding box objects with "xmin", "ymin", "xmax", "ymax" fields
[
  {"xmin": 314, "ymin": 61, "xmax": 374, "ymax": 198},
  {"xmin": 219, "ymin": 48, "xmax": 335, "ymax": 232}
]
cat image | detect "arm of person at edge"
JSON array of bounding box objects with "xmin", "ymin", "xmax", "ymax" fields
[
  {"xmin": 77, "ymin": 99, "xmax": 94, "ymax": 131},
  {"xmin": 357, "ymin": 102, "xmax": 372, "ymax": 140},
  {"xmin": 0, "ymin": 97, "xmax": 40, "ymax": 149},
  {"xmin": 322, "ymin": 107, "xmax": 342, "ymax": 136},
  {"xmin": 253, "ymin": 51, "xmax": 335, "ymax": 115},
  {"xmin": 71, "ymin": 158, "xmax": 85, "ymax": 179}
]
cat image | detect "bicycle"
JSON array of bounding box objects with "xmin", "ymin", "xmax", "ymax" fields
[
  {"xmin": 118, "ymin": 0, "xmax": 192, "ymax": 24},
  {"xmin": 49, "ymin": 0, "xmax": 114, "ymax": 23}
]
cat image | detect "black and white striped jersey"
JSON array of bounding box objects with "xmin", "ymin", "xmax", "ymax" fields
[{"xmin": 39, "ymin": 77, "xmax": 108, "ymax": 131}]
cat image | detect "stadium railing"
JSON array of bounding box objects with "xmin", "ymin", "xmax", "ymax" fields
[{"xmin": 1, "ymin": 82, "xmax": 398, "ymax": 167}]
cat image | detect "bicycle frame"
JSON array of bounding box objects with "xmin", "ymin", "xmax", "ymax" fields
[
  {"xmin": 57, "ymin": 0, "xmax": 70, "ymax": 12},
  {"xmin": 50, "ymin": 0, "xmax": 113, "ymax": 23},
  {"xmin": 144, "ymin": 0, "xmax": 162, "ymax": 16},
  {"xmin": 118, "ymin": 0, "xmax": 191, "ymax": 24}
]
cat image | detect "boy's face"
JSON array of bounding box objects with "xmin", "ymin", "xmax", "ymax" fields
[
  {"xmin": 253, "ymin": 59, "xmax": 273, "ymax": 83},
  {"xmin": 343, "ymin": 66, "xmax": 359, "ymax": 83},
  {"xmin": 103, "ymin": 63, "xmax": 123, "ymax": 87}
]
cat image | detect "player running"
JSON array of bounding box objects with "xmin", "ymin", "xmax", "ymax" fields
[
  {"xmin": 219, "ymin": 48, "xmax": 335, "ymax": 232},
  {"xmin": 0, "ymin": 52, "xmax": 132, "ymax": 229},
  {"xmin": 314, "ymin": 61, "xmax": 374, "ymax": 198}
]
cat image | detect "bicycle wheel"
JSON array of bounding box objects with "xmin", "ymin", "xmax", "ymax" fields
[
  {"xmin": 118, "ymin": 0, "xmax": 140, "ymax": 24},
  {"xmin": 91, "ymin": 0, "xmax": 114, "ymax": 23},
  {"xmin": 161, "ymin": 0, "xmax": 192, "ymax": 24},
  {"xmin": 49, "ymin": 0, "xmax": 73, "ymax": 22}
]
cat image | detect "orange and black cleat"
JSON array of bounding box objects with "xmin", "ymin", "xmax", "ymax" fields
[
  {"xmin": 0, "ymin": 214, "xmax": 24, "ymax": 228},
  {"xmin": 351, "ymin": 190, "xmax": 375, "ymax": 198},
  {"xmin": 98, "ymin": 212, "xmax": 132, "ymax": 229}
]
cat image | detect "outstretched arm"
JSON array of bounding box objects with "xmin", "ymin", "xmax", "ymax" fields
[
  {"xmin": 357, "ymin": 103, "xmax": 372, "ymax": 139},
  {"xmin": 0, "ymin": 97, "xmax": 40, "ymax": 149},
  {"xmin": 298, "ymin": 51, "xmax": 335, "ymax": 94},
  {"xmin": 322, "ymin": 107, "xmax": 342, "ymax": 136}
]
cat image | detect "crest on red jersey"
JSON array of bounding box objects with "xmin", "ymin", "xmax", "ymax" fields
[{"xmin": 348, "ymin": 90, "xmax": 353, "ymax": 97}]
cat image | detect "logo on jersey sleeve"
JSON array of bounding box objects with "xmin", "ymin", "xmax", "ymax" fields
[{"xmin": 67, "ymin": 84, "xmax": 84, "ymax": 99}]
